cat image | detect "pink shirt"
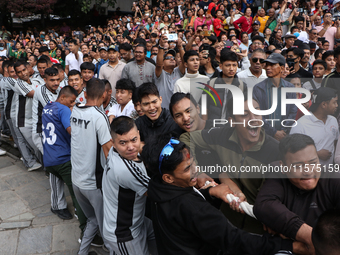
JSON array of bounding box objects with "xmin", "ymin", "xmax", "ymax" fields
[{"xmin": 316, "ymin": 26, "xmax": 337, "ymax": 50}]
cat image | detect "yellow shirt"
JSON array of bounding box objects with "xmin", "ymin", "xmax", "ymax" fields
[{"xmin": 257, "ymin": 16, "xmax": 269, "ymax": 33}]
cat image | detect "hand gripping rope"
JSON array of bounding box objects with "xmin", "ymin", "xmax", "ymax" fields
[{"xmin": 204, "ymin": 181, "xmax": 257, "ymax": 219}]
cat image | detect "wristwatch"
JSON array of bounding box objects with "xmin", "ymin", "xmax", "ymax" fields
[{"xmin": 158, "ymin": 45, "xmax": 165, "ymax": 50}]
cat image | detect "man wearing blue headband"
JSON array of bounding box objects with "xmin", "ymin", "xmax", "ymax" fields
[{"xmin": 141, "ymin": 133, "xmax": 306, "ymax": 255}]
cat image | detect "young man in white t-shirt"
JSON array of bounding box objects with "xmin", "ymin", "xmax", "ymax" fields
[
  {"xmin": 290, "ymin": 87, "xmax": 339, "ymax": 167},
  {"xmin": 65, "ymin": 39, "xmax": 83, "ymax": 74},
  {"xmin": 108, "ymin": 78, "xmax": 137, "ymax": 123}
]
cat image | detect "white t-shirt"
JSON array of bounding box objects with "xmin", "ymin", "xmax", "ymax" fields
[
  {"xmin": 290, "ymin": 113, "xmax": 339, "ymax": 167},
  {"xmin": 65, "ymin": 51, "xmax": 83, "ymax": 72},
  {"xmin": 108, "ymin": 100, "xmax": 135, "ymax": 118}
]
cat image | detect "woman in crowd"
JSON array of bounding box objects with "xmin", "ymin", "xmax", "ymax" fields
[
  {"xmin": 233, "ymin": 7, "xmax": 253, "ymax": 37},
  {"xmin": 194, "ymin": 8, "xmax": 206, "ymax": 31}
]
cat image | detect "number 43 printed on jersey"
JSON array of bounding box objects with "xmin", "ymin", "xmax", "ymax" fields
[{"xmin": 42, "ymin": 123, "xmax": 57, "ymax": 145}]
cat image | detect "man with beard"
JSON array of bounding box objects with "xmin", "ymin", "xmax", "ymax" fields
[{"xmin": 299, "ymin": 44, "xmax": 313, "ymax": 73}]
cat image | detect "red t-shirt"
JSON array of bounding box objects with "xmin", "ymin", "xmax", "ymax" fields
[{"xmin": 213, "ymin": 18, "xmax": 223, "ymax": 37}]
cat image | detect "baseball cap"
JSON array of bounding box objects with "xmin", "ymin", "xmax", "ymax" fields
[
  {"xmin": 284, "ymin": 34, "xmax": 297, "ymax": 39},
  {"xmin": 263, "ymin": 53, "xmax": 286, "ymax": 66},
  {"xmin": 164, "ymin": 49, "xmax": 176, "ymax": 58},
  {"xmin": 252, "ymin": 21, "xmax": 261, "ymax": 26},
  {"xmin": 309, "ymin": 87, "xmax": 337, "ymax": 112},
  {"xmin": 39, "ymin": 46, "xmax": 49, "ymax": 53},
  {"xmin": 334, "ymin": 0, "xmax": 340, "ymax": 5},
  {"xmin": 99, "ymin": 46, "xmax": 108, "ymax": 51},
  {"xmin": 108, "ymin": 45, "xmax": 119, "ymax": 51}
]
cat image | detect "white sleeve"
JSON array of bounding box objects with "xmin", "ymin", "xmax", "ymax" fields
[
  {"xmin": 95, "ymin": 113, "xmax": 111, "ymax": 145},
  {"xmin": 108, "ymin": 104, "xmax": 117, "ymax": 117}
]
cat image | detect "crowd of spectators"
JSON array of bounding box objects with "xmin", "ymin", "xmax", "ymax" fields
[{"xmin": 1, "ymin": 0, "xmax": 340, "ymax": 254}]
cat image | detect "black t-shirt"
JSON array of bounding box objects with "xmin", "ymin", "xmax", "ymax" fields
[{"xmin": 199, "ymin": 0, "xmax": 210, "ymax": 11}]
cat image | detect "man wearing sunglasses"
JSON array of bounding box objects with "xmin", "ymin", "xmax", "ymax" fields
[
  {"xmin": 253, "ymin": 53, "xmax": 297, "ymax": 141},
  {"xmin": 102, "ymin": 116, "xmax": 158, "ymax": 255},
  {"xmin": 155, "ymin": 35, "xmax": 185, "ymax": 109},
  {"xmin": 237, "ymin": 49, "xmax": 268, "ymax": 88}
]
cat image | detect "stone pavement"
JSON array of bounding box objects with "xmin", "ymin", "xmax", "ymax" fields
[{"xmin": 0, "ymin": 139, "xmax": 108, "ymax": 255}]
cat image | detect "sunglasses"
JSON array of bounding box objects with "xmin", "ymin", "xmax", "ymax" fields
[
  {"xmin": 252, "ymin": 57, "xmax": 265, "ymax": 63},
  {"xmin": 164, "ymin": 56, "xmax": 175, "ymax": 60},
  {"xmin": 158, "ymin": 138, "xmax": 180, "ymax": 175}
]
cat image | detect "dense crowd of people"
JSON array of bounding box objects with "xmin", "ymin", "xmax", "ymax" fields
[{"xmin": 2, "ymin": 0, "xmax": 340, "ymax": 254}]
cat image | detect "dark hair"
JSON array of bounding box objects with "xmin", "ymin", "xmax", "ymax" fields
[
  {"xmin": 2, "ymin": 60, "xmax": 10, "ymax": 70},
  {"xmin": 169, "ymin": 92, "xmax": 198, "ymax": 117},
  {"xmin": 183, "ymin": 50, "xmax": 199, "ymax": 63},
  {"xmin": 57, "ymin": 85, "xmax": 78, "ymax": 99},
  {"xmin": 39, "ymin": 55, "xmax": 51, "ymax": 64},
  {"xmin": 312, "ymin": 210, "xmax": 340, "ymax": 255},
  {"xmin": 141, "ymin": 133, "xmax": 189, "ymax": 176},
  {"xmin": 322, "ymin": 50, "xmax": 334, "ymax": 61},
  {"xmin": 44, "ymin": 67, "xmax": 59, "ymax": 77},
  {"xmin": 251, "ymin": 35, "xmax": 265, "ymax": 44},
  {"xmin": 110, "ymin": 116, "xmax": 136, "ymax": 138},
  {"xmin": 132, "ymin": 87, "xmax": 140, "ymax": 105},
  {"xmin": 52, "ymin": 63, "xmax": 64, "ymax": 71},
  {"xmin": 315, "ymin": 48, "xmax": 325, "ymax": 59},
  {"xmin": 68, "ymin": 69, "xmax": 81, "ymax": 78},
  {"xmin": 14, "ymin": 61, "xmax": 28, "ymax": 71},
  {"xmin": 30, "ymin": 55, "xmax": 38, "ymax": 62},
  {"xmin": 80, "ymin": 62, "xmax": 95, "ymax": 71},
  {"xmin": 313, "ymin": 59, "xmax": 327, "ymax": 70},
  {"xmin": 119, "ymin": 42, "xmax": 132, "ymax": 51},
  {"xmin": 322, "ymin": 40, "xmax": 329, "ymax": 46},
  {"xmin": 68, "ymin": 39, "xmax": 78, "ymax": 45},
  {"xmin": 138, "ymin": 82, "xmax": 159, "ymax": 100},
  {"xmin": 220, "ymin": 49, "xmax": 238, "ymax": 63},
  {"xmin": 290, "ymin": 26, "xmax": 298, "ymax": 34},
  {"xmin": 207, "ymin": 35, "xmax": 217, "ymax": 45},
  {"xmin": 116, "ymin": 78, "xmax": 136, "ymax": 92},
  {"xmin": 8, "ymin": 61, "xmax": 15, "ymax": 69},
  {"xmin": 102, "ymin": 79, "xmax": 112, "ymax": 90},
  {"xmin": 134, "ymin": 44, "xmax": 147, "ymax": 54},
  {"xmin": 86, "ymin": 78, "xmax": 106, "ymax": 100},
  {"xmin": 294, "ymin": 16, "xmax": 305, "ymax": 23},
  {"xmin": 287, "ymin": 47, "xmax": 305, "ymax": 59},
  {"xmin": 134, "ymin": 38, "xmax": 147, "ymax": 46},
  {"xmin": 333, "ymin": 47, "xmax": 340, "ymax": 59},
  {"xmin": 279, "ymin": 134, "xmax": 315, "ymax": 162}
]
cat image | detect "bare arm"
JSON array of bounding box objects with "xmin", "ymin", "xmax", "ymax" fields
[
  {"xmin": 66, "ymin": 127, "xmax": 71, "ymax": 135},
  {"xmin": 65, "ymin": 65, "xmax": 69, "ymax": 75},
  {"xmin": 26, "ymin": 90, "xmax": 35, "ymax": 98},
  {"xmin": 155, "ymin": 35, "xmax": 168, "ymax": 77},
  {"xmin": 102, "ymin": 140, "xmax": 113, "ymax": 159},
  {"xmin": 177, "ymin": 38, "xmax": 186, "ymax": 75}
]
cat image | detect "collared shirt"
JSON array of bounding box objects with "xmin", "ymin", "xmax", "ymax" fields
[
  {"xmin": 99, "ymin": 60, "xmax": 126, "ymax": 96},
  {"xmin": 266, "ymin": 79, "xmax": 284, "ymax": 130},
  {"xmin": 237, "ymin": 68, "xmax": 267, "ymax": 88},
  {"xmin": 290, "ymin": 113, "xmax": 339, "ymax": 167},
  {"xmin": 154, "ymin": 67, "xmax": 184, "ymax": 109}
]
